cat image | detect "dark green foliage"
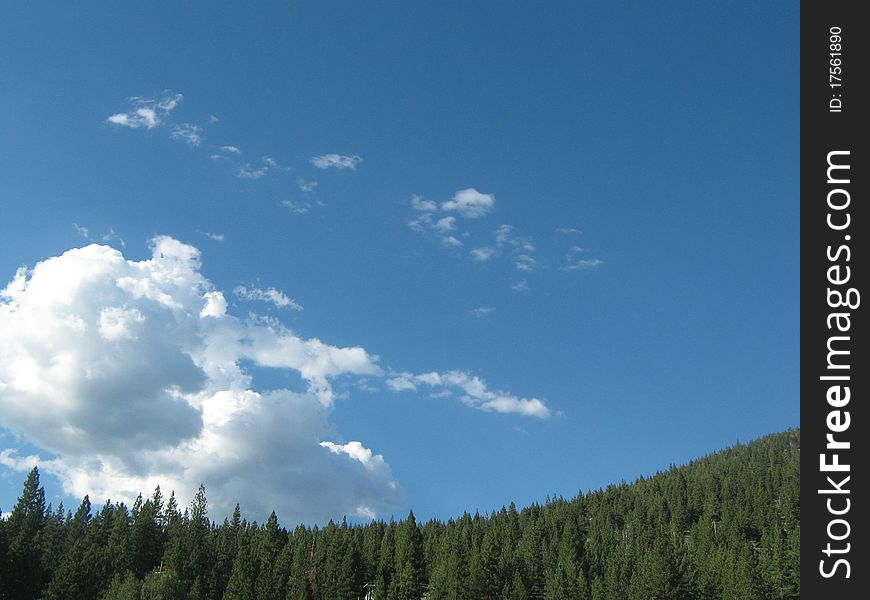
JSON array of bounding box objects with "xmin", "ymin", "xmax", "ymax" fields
[
  {"xmin": 140, "ymin": 569, "xmax": 187, "ymax": 600},
  {"xmin": 0, "ymin": 429, "xmax": 799, "ymax": 599},
  {"xmin": 99, "ymin": 571, "xmax": 141, "ymax": 600},
  {"xmin": 1, "ymin": 466, "xmax": 47, "ymax": 599}
]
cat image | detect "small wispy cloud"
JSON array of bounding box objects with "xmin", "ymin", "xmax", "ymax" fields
[
  {"xmin": 514, "ymin": 254, "xmax": 536, "ymax": 272},
  {"xmin": 201, "ymin": 231, "xmax": 225, "ymax": 242},
  {"xmin": 237, "ymin": 165, "xmax": 268, "ymax": 179},
  {"xmin": 234, "ymin": 285, "xmax": 303, "ymax": 311},
  {"xmin": 410, "ymin": 195, "xmax": 438, "ymax": 212},
  {"xmin": 310, "ymin": 154, "xmax": 362, "ymax": 170},
  {"xmin": 72, "ymin": 223, "xmax": 90, "ymax": 239},
  {"xmin": 471, "ymin": 307, "xmax": 494, "ymax": 317},
  {"xmin": 101, "ymin": 228, "xmax": 126, "ymax": 249},
  {"xmin": 441, "ymin": 188, "xmax": 495, "ymax": 218},
  {"xmin": 561, "ymin": 246, "xmax": 603, "ymax": 271},
  {"xmin": 564, "ymin": 258, "xmax": 603, "ymax": 270},
  {"xmin": 486, "ymin": 224, "xmax": 538, "ymax": 272},
  {"xmin": 494, "ymin": 224, "xmax": 533, "ymax": 251},
  {"xmin": 557, "ymin": 227, "xmax": 582, "ymax": 234},
  {"xmin": 407, "ymin": 189, "xmax": 495, "ymax": 249},
  {"xmin": 210, "ymin": 146, "xmax": 241, "ymax": 161},
  {"xmin": 470, "ymin": 247, "xmax": 495, "ymax": 261},
  {"xmin": 107, "ymin": 93, "xmax": 183, "ymax": 130},
  {"xmin": 170, "ymin": 123, "xmax": 203, "ymax": 147},
  {"xmin": 406, "ymin": 190, "xmax": 543, "ymax": 286},
  {"xmin": 433, "ymin": 216, "xmax": 456, "ymax": 233},
  {"xmin": 407, "ymin": 212, "xmax": 433, "ymax": 233},
  {"xmin": 386, "ymin": 370, "xmax": 551, "ymax": 418},
  {"xmin": 495, "ymin": 224, "xmax": 513, "ymax": 244},
  {"xmin": 281, "ymin": 200, "xmax": 310, "ymax": 214},
  {"xmin": 441, "ymin": 236, "xmax": 462, "ymax": 248},
  {"xmin": 297, "ymin": 179, "xmax": 318, "ymax": 193},
  {"xmin": 512, "ymin": 279, "xmax": 530, "ymax": 293},
  {"xmin": 235, "ymin": 156, "xmax": 281, "ymax": 179}
]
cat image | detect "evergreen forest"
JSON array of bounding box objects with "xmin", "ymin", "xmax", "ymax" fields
[{"xmin": 0, "ymin": 429, "xmax": 800, "ymax": 600}]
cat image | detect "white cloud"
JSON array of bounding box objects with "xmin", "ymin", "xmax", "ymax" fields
[
  {"xmin": 494, "ymin": 224, "xmax": 514, "ymax": 245},
  {"xmin": 169, "ymin": 123, "xmax": 203, "ymax": 147},
  {"xmin": 310, "ymin": 154, "xmax": 362, "ymax": 170},
  {"xmin": 557, "ymin": 228, "xmax": 582, "ymax": 234},
  {"xmin": 234, "ymin": 285, "xmax": 303, "ymax": 311},
  {"xmin": 221, "ymin": 145, "xmax": 242, "ymax": 154},
  {"xmin": 155, "ymin": 94, "xmax": 183, "ymax": 112},
  {"xmin": 441, "ymin": 188, "xmax": 495, "ymax": 218},
  {"xmin": 384, "ymin": 376, "xmax": 416, "ymax": 392},
  {"xmin": 511, "ymin": 279, "xmax": 530, "ymax": 293},
  {"xmin": 237, "ymin": 164, "xmax": 269, "ymax": 179},
  {"xmin": 514, "ymin": 254, "xmax": 537, "ymax": 272},
  {"xmin": 410, "ymin": 195, "xmax": 438, "ymax": 212},
  {"xmin": 281, "ymin": 200, "xmax": 309, "ymax": 214},
  {"xmin": 407, "ymin": 213, "xmax": 433, "ymax": 233},
  {"xmin": 202, "ymin": 232, "xmax": 225, "ymax": 242},
  {"xmin": 298, "ymin": 179, "xmax": 318, "ymax": 193},
  {"xmin": 354, "ymin": 505, "xmax": 378, "ymax": 520},
  {"xmin": 98, "ymin": 306, "xmax": 145, "ymax": 340},
  {"xmin": 470, "ymin": 247, "xmax": 495, "ymax": 261},
  {"xmin": 236, "ymin": 156, "xmax": 278, "ymax": 180},
  {"xmin": 470, "ymin": 307, "xmax": 494, "ymax": 317},
  {"xmin": 564, "ymin": 258, "xmax": 603, "ymax": 270},
  {"xmin": 494, "ymin": 224, "xmax": 534, "ymax": 252},
  {"xmin": 107, "ymin": 109, "xmax": 157, "ymax": 129},
  {"xmin": 319, "ymin": 441, "xmax": 390, "ymax": 474},
  {"xmin": 73, "ymin": 223, "xmax": 90, "ymax": 239},
  {"xmin": 441, "ymin": 236, "xmax": 462, "ymax": 248},
  {"xmin": 200, "ymin": 291, "xmax": 228, "ymax": 318},
  {"xmin": 433, "ymin": 216, "xmax": 456, "ymax": 233},
  {"xmin": 0, "ymin": 237, "xmax": 396, "ymax": 522},
  {"xmin": 561, "ymin": 246, "xmax": 603, "ymax": 271},
  {"xmin": 107, "ymin": 93, "xmax": 183, "ymax": 130},
  {"xmin": 102, "ymin": 228, "xmax": 126, "ymax": 249},
  {"xmin": 386, "ymin": 370, "xmax": 550, "ymax": 419}
]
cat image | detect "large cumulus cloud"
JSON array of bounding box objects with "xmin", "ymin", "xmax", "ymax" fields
[{"xmin": 0, "ymin": 236, "xmax": 398, "ymax": 522}]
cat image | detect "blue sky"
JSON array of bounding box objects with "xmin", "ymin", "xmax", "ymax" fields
[{"xmin": 0, "ymin": 1, "xmax": 798, "ymax": 524}]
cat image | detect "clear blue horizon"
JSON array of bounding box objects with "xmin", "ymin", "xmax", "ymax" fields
[{"xmin": 0, "ymin": 1, "xmax": 798, "ymax": 524}]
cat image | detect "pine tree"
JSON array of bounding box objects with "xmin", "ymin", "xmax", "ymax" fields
[
  {"xmin": 131, "ymin": 488, "xmax": 166, "ymax": 578},
  {"xmin": 40, "ymin": 502, "xmax": 67, "ymax": 584},
  {"xmin": 335, "ymin": 521, "xmax": 363, "ymax": 600},
  {"xmin": 546, "ymin": 520, "xmax": 588, "ymax": 600},
  {"xmin": 470, "ymin": 525, "xmax": 500, "ymax": 599},
  {"xmin": 3, "ymin": 466, "xmax": 47, "ymax": 598},
  {"xmin": 254, "ymin": 511, "xmax": 288, "ymax": 600},
  {"xmin": 376, "ymin": 521, "xmax": 396, "ymax": 598},
  {"xmin": 161, "ymin": 492, "xmax": 184, "ymax": 586},
  {"xmin": 287, "ymin": 526, "xmax": 314, "ymax": 600},
  {"xmin": 389, "ymin": 511, "xmax": 425, "ymax": 600},
  {"xmin": 224, "ymin": 540, "xmax": 258, "ymax": 600},
  {"xmin": 108, "ymin": 504, "xmax": 133, "ymax": 577}
]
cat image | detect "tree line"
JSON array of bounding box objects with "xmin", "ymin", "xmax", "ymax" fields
[{"xmin": 0, "ymin": 429, "xmax": 799, "ymax": 599}]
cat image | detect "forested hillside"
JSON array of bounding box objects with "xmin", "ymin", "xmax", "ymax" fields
[{"xmin": 0, "ymin": 429, "xmax": 799, "ymax": 600}]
